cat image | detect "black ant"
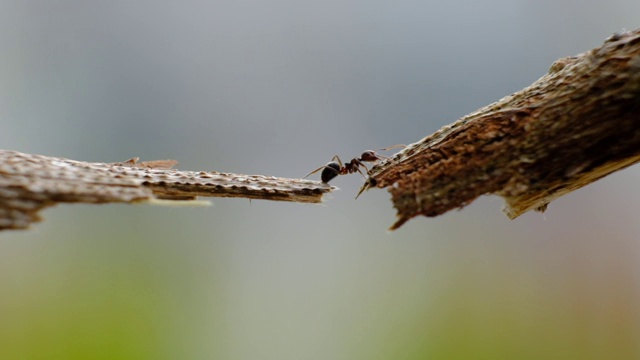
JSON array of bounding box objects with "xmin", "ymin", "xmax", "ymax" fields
[{"xmin": 304, "ymin": 150, "xmax": 391, "ymax": 183}]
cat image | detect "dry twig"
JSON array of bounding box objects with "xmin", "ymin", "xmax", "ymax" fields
[
  {"xmin": 0, "ymin": 150, "xmax": 332, "ymax": 230},
  {"xmin": 362, "ymin": 29, "xmax": 640, "ymax": 230}
]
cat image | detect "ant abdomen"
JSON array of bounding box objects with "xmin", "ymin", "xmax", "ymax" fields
[{"xmin": 321, "ymin": 162, "xmax": 341, "ymax": 183}]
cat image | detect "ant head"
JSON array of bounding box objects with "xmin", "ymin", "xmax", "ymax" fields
[
  {"xmin": 359, "ymin": 150, "xmax": 380, "ymax": 162},
  {"xmin": 321, "ymin": 162, "xmax": 341, "ymax": 183}
]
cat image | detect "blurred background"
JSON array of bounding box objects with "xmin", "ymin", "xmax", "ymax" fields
[{"xmin": 1, "ymin": 1, "xmax": 640, "ymax": 359}]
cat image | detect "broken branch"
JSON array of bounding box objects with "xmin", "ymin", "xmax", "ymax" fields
[{"xmin": 364, "ymin": 29, "xmax": 640, "ymax": 230}]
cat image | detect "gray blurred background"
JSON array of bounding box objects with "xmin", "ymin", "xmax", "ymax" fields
[{"xmin": 1, "ymin": 1, "xmax": 640, "ymax": 359}]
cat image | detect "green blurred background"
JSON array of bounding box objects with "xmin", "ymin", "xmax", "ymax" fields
[{"xmin": 2, "ymin": 1, "xmax": 640, "ymax": 359}]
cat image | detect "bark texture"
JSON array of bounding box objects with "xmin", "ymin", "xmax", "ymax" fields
[
  {"xmin": 364, "ymin": 29, "xmax": 640, "ymax": 230},
  {"xmin": 0, "ymin": 150, "xmax": 332, "ymax": 230}
]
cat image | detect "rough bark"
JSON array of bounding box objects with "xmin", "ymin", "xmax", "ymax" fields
[
  {"xmin": 0, "ymin": 150, "xmax": 332, "ymax": 230},
  {"xmin": 363, "ymin": 29, "xmax": 640, "ymax": 230}
]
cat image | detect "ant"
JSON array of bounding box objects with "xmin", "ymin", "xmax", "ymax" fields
[{"xmin": 304, "ymin": 145, "xmax": 405, "ymax": 183}]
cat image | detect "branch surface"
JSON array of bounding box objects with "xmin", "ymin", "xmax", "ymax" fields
[
  {"xmin": 0, "ymin": 150, "xmax": 332, "ymax": 230},
  {"xmin": 363, "ymin": 29, "xmax": 640, "ymax": 230}
]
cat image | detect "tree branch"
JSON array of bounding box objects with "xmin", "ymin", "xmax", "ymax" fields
[
  {"xmin": 362, "ymin": 29, "xmax": 640, "ymax": 230},
  {"xmin": 0, "ymin": 150, "xmax": 332, "ymax": 230}
]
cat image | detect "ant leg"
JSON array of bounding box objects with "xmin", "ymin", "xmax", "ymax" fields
[
  {"xmin": 348, "ymin": 163, "xmax": 368, "ymax": 178},
  {"xmin": 304, "ymin": 162, "xmax": 342, "ymax": 183},
  {"xmin": 330, "ymin": 155, "xmax": 344, "ymax": 168},
  {"xmin": 304, "ymin": 155, "xmax": 343, "ymax": 179},
  {"xmin": 303, "ymin": 165, "xmax": 327, "ymax": 179}
]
